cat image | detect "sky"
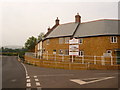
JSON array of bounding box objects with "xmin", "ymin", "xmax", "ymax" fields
[{"xmin": 0, "ymin": 0, "xmax": 119, "ymax": 47}]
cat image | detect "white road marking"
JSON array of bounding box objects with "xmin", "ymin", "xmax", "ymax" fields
[
  {"xmin": 21, "ymin": 63, "xmax": 32, "ymax": 89},
  {"xmin": 26, "ymin": 76, "xmax": 30, "ymax": 79},
  {"xmin": 34, "ymin": 76, "xmax": 37, "ymax": 78},
  {"xmin": 85, "ymin": 77, "xmax": 114, "ymax": 84},
  {"xmin": 21, "ymin": 63, "xmax": 42, "ymax": 88},
  {"xmin": 35, "ymin": 79, "xmax": 39, "ymax": 82},
  {"xmin": 82, "ymin": 77, "xmax": 101, "ymax": 80},
  {"xmin": 21, "ymin": 63, "xmax": 28, "ymax": 77},
  {"xmin": 27, "ymin": 79, "xmax": 31, "ymax": 82},
  {"xmin": 26, "ymin": 83, "xmax": 31, "ymax": 87},
  {"xmin": 36, "ymin": 82, "xmax": 41, "ymax": 87},
  {"xmin": 70, "ymin": 79, "xmax": 86, "ymax": 85},
  {"xmin": 26, "ymin": 74, "xmax": 28, "ymax": 76},
  {"xmin": 70, "ymin": 77, "xmax": 115, "ymax": 85}
]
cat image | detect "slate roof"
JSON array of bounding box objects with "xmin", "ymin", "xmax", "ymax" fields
[
  {"xmin": 46, "ymin": 22, "xmax": 79, "ymax": 38},
  {"xmin": 74, "ymin": 19, "xmax": 119, "ymax": 38},
  {"xmin": 45, "ymin": 19, "xmax": 119, "ymax": 39}
]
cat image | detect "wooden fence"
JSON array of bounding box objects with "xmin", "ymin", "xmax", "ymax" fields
[{"xmin": 24, "ymin": 53, "xmax": 120, "ymax": 70}]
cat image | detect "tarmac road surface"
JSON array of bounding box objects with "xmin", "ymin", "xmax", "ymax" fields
[
  {"xmin": 2, "ymin": 56, "xmax": 26, "ymax": 89},
  {"xmin": 24, "ymin": 62, "xmax": 119, "ymax": 89},
  {"xmin": 1, "ymin": 56, "xmax": 120, "ymax": 90}
]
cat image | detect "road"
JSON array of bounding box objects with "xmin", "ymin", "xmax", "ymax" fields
[
  {"xmin": 2, "ymin": 56, "xmax": 120, "ymax": 90},
  {"xmin": 25, "ymin": 64, "xmax": 119, "ymax": 89},
  {"xmin": 2, "ymin": 56, "xmax": 26, "ymax": 89}
]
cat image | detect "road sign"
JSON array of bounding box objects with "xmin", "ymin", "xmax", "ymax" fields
[
  {"xmin": 69, "ymin": 52, "xmax": 79, "ymax": 56},
  {"xmin": 69, "ymin": 45, "xmax": 79, "ymax": 52},
  {"xmin": 69, "ymin": 38, "xmax": 79, "ymax": 56},
  {"xmin": 69, "ymin": 38, "xmax": 79, "ymax": 44}
]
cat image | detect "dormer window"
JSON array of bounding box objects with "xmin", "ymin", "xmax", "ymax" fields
[{"xmin": 110, "ymin": 36, "xmax": 117, "ymax": 43}]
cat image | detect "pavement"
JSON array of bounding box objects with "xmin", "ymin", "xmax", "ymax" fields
[{"xmin": 1, "ymin": 56, "xmax": 120, "ymax": 90}]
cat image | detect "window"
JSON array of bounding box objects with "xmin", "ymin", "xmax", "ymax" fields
[
  {"xmin": 42, "ymin": 48, "xmax": 45, "ymax": 53},
  {"xmin": 59, "ymin": 49, "xmax": 63, "ymax": 55},
  {"xmin": 110, "ymin": 36, "xmax": 117, "ymax": 43},
  {"xmin": 79, "ymin": 38, "xmax": 83, "ymax": 44},
  {"xmin": 105, "ymin": 50, "xmax": 112, "ymax": 56},
  {"xmin": 65, "ymin": 37, "xmax": 70, "ymax": 44},
  {"xmin": 79, "ymin": 50, "xmax": 84, "ymax": 56},
  {"xmin": 53, "ymin": 50, "xmax": 56, "ymax": 52},
  {"xmin": 65, "ymin": 50, "xmax": 69, "ymax": 55},
  {"xmin": 59, "ymin": 38, "xmax": 64, "ymax": 44},
  {"xmin": 46, "ymin": 39, "xmax": 50, "ymax": 45},
  {"xmin": 106, "ymin": 50, "xmax": 112, "ymax": 54},
  {"xmin": 53, "ymin": 50, "xmax": 56, "ymax": 54}
]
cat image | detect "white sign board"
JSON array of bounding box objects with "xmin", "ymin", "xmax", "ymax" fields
[
  {"xmin": 69, "ymin": 38, "xmax": 79, "ymax": 44},
  {"xmin": 69, "ymin": 38, "xmax": 79, "ymax": 56},
  {"xmin": 69, "ymin": 45, "xmax": 79, "ymax": 52},
  {"xmin": 69, "ymin": 52, "xmax": 79, "ymax": 56}
]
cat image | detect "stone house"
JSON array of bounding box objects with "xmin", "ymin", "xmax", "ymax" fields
[{"xmin": 35, "ymin": 13, "xmax": 120, "ymax": 65}]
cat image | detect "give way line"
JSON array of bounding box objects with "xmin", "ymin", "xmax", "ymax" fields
[{"xmin": 70, "ymin": 76, "xmax": 115, "ymax": 85}]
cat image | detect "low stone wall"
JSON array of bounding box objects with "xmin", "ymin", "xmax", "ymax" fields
[{"xmin": 24, "ymin": 56, "xmax": 120, "ymax": 70}]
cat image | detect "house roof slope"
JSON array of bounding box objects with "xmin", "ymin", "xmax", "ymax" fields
[
  {"xmin": 74, "ymin": 20, "xmax": 119, "ymax": 38},
  {"xmin": 46, "ymin": 22, "xmax": 79, "ymax": 38}
]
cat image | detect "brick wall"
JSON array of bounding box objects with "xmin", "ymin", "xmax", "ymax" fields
[
  {"xmin": 24, "ymin": 56, "xmax": 120, "ymax": 70},
  {"xmin": 42, "ymin": 36, "xmax": 119, "ymax": 56}
]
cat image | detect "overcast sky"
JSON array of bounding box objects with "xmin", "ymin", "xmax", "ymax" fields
[{"xmin": 0, "ymin": 0, "xmax": 119, "ymax": 47}]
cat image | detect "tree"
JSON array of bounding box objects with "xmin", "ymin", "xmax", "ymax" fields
[
  {"xmin": 38, "ymin": 32, "xmax": 45, "ymax": 41},
  {"xmin": 25, "ymin": 36, "xmax": 37, "ymax": 52}
]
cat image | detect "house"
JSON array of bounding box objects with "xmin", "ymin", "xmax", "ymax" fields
[{"xmin": 35, "ymin": 13, "xmax": 120, "ymax": 65}]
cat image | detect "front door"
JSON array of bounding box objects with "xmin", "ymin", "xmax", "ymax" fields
[{"xmin": 116, "ymin": 51, "xmax": 120, "ymax": 64}]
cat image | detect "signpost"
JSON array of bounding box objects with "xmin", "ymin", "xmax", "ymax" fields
[{"xmin": 69, "ymin": 38, "xmax": 79, "ymax": 62}]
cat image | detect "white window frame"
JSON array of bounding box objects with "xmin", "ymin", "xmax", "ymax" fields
[
  {"xmin": 79, "ymin": 50, "xmax": 84, "ymax": 57},
  {"xmin": 106, "ymin": 50, "xmax": 112, "ymax": 54},
  {"xmin": 79, "ymin": 38, "xmax": 83, "ymax": 44},
  {"xmin": 65, "ymin": 37, "xmax": 70, "ymax": 44},
  {"xmin": 65, "ymin": 49, "xmax": 69, "ymax": 55},
  {"xmin": 59, "ymin": 49, "xmax": 64, "ymax": 55},
  {"xmin": 59, "ymin": 38, "xmax": 64, "ymax": 44},
  {"xmin": 110, "ymin": 36, "xmax": 117, "ymax": 43}
]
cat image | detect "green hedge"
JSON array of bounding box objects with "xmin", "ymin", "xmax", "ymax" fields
[{"xmin": 1, "ymin": 52, "xmax": 18, "ymax": 56}]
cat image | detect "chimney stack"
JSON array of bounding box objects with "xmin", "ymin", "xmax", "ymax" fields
[
  {"xmin": 75, "ymin": 13, "xmax": 81, "ymax": 23},
  {"xmin": 55, "ymin": 17, "xmax": 59, "ymax": 25},
  {"xmin": 48, "ymin": 27, "xmax": 51, "ymax": 32}
]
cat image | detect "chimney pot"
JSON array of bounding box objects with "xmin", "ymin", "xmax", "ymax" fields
[
  {"xmin": 55, "ymin": 17, "xmax": 59, "ymax": 25},
  {"xmin": 75, "ymin": 13, "xmax": 81, "ymax": 23},
  {"xmin": 48, "ymin": 27, "xmax": 51, "ymax": 32}
]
